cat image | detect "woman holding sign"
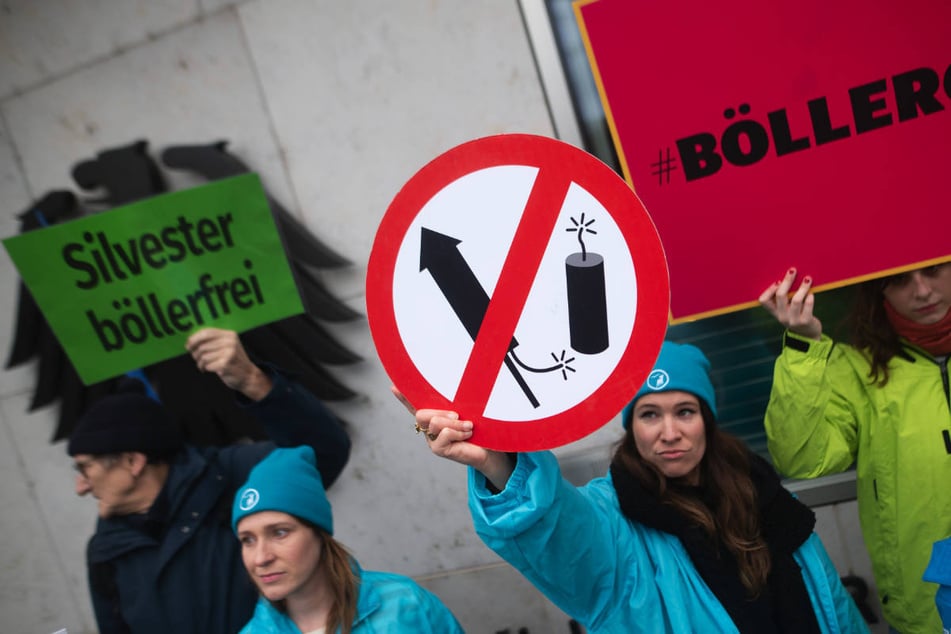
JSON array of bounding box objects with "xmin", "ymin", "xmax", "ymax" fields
[
  {"xmin": 759, "ymin": 263, "xmax": 951, "ymax": 634},
  {"xmin": 397, "ymin": 342, "xmax": 866, "ymax": 633}
]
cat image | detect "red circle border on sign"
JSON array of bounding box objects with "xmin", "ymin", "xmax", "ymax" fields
[{"xmin": 367, "ymin": 134, "xmax": 669, "ymax": 451}]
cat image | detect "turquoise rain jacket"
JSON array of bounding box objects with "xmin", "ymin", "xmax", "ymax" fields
[
  {"xmin": 238, "ymin": 565, "xmax": 463, "ymax": 633},
  {"xmin": 469, "ymin": 451, "xmax": 868, "ymax": 634},
  {"xmin": 765, "ymin": 333, "xmax": 951, "ymax": 634}
]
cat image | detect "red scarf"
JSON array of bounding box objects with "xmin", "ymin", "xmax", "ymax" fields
[{"xmin": 884, "ymin": 300, "xmax": 951, "ymax": 356}]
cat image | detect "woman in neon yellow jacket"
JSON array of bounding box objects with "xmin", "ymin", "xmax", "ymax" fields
[{"xmin": 759, "ymin": 262, "xmax": 951, "ymax": 634}]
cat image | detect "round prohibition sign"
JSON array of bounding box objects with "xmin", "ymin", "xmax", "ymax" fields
[{"xmin": 367, "ymin": 134, "xmax": 669, "ymax": 451}]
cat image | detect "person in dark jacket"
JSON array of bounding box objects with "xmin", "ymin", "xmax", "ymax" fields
[{"xmin": 67, "ymin": 327, "xmax": 351, "ymax": 634}]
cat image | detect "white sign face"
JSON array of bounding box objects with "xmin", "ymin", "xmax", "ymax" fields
[
  {"xmin": 368, "ymin": 134, "xmax": 669, "ymax": 451},
  {"xmin": 392, "ymin": 165, "xmax": 637, "ymax": 421}
]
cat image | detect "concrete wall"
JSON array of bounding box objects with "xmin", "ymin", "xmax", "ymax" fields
[{"xmin": 0, "ymin": 1, "xmax": 884, "ymax": 632}]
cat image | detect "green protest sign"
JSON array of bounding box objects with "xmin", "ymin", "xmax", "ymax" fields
[{"xmin": 3, "ymin": 173, "xmax": 304, "ymax": 385}]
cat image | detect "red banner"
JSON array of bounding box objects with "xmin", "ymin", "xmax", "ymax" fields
[{"xmin": 576, "ymin": 0, "xmax": 950, "ymax": 322}]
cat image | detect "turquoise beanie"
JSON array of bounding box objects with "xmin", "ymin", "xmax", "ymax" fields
[
  {"xmin": 621, "ymin": 341, "xmax": 717, "ymax": 428},
  {"xmin": 232, "ymin": 446, "xmax": 333, "ymax": 535}
]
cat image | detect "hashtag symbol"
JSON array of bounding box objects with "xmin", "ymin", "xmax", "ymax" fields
[{"xmin": 650, "ymin": 148, "xmax": 678, "ymax": 185}]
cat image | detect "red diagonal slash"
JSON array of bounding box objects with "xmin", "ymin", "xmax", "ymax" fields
[{"xmin": 453, "ymin": 167, "xmax": 572, "ymax": 415}]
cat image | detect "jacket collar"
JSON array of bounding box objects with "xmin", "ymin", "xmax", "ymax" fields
[
  {"xmin": 351, "ymin": 562, "xmax": 383, "ymax": 627},
  {"xmin": 87, "ymin": 446, "xmax": 212, "ymax": 563},
  {"xmin": 246, "ymin": 561, "xmax": 379, "ymax": 633}
]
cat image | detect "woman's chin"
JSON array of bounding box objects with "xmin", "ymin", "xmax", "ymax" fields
[{"xmin": 258, "ymin": 584, "xmax": 289, "ymax": 602}]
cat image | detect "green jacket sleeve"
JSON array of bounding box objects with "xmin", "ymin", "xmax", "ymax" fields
[{"xmin": 764, "ymin": 332, "xmax": 863, "ymax": 478}]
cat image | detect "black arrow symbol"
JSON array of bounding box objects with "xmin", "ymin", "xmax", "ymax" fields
[{"xmin": 419, "ymin": 227, "xmax": 539, "ymax": 408}]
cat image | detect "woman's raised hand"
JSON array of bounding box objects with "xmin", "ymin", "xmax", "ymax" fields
[
  {"xmin": 392, "ymin": 386, "xmax": 514, "ymax": 490},
  {"xmin": 758, "ymin": 267, "xmax": 823, "ymax": 341}
]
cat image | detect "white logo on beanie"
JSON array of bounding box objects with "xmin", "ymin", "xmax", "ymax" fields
[
  {"xmin": 239, "ymin": 488, "xmax": 260, "ymax": 511},
  {"xmin": 646, "ymin": 369, "xmax": 670, "ymax": 390}
]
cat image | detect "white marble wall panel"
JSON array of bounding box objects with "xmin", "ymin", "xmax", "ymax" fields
[
  {"xmin": 0, "ymin": 0, "xmax": 197, "ymax": 99},
  {"xmin": 418, "ymin": 561, "xmax": 577, "ymax": 633},
  {"xmin": 0, "ymin": 395, "xmax": 96, "ymax": 633},
  {"xmin": 202, "ymin": 0, "xmax": 248, "ymax": 15},
  {"xmin": 0, "ymin": 124, "xmax": 36, "ymax": 398},
  {"xmin": 2, "ymin": 9, "xmax": 293, "ymax": 206},
  {"xmin": 238, "ymin": 0, "xmax": 554, "ymax": 296}
]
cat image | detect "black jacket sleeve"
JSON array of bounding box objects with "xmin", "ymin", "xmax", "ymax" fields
[
  {"xmin": 87, "ymin": 558, "xmax": 131, "ymax": 634},
  {"xmin": 237, "ymin": 368, "xmax": 351, "ymax": 487}
]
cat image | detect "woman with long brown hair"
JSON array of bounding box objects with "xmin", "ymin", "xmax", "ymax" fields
[
  {"xmin": 231, "ymin": 446, "xmax": 463, "ymax": 634},
  {"xmin": 760, "ymin": 262, "xmax": 951, "ymax": 634},
  {"xmin": 399, "ymin": 341, "xmax": 866, "ymax": 633}
]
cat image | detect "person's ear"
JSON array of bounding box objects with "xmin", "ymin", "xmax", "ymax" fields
[{"xmin": 123, "ymin": 452, "xmax": 148, "ymax": 477}]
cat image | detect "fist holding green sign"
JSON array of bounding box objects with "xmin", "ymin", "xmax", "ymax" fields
[{"xmin": 3, "ymin": 173, "xmax": 304, "ymax": 384}]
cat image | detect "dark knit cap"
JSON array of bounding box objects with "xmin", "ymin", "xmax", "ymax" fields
[{"xmin": 67, "ymin": 383, "xmax": 183, "ymax": 457}]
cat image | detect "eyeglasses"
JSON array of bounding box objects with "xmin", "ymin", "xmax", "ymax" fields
[
  {"xmin": 73, "ymin": 456, "xmax": 116, "ymax": 479},
  {"xmin": 72, "ymin": 458, "xmax": 98, "ymax": 479}
]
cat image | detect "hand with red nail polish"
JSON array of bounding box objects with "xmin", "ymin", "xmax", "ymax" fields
[{"xmin": 757, "ymin": 267, "xmax": 822, "ymax": 340}]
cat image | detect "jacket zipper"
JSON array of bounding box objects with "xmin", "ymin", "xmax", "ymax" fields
[
  {"xmin": 941, "ymin": 357, "xmax": 951, "ymax": 454},
  {"xmin": 941, "ymin": 356, "xmax": 950, "ymax": 407},
  {"xmin": 909, "ymin": 346, "xmax": 951, "ymax": 453}
]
